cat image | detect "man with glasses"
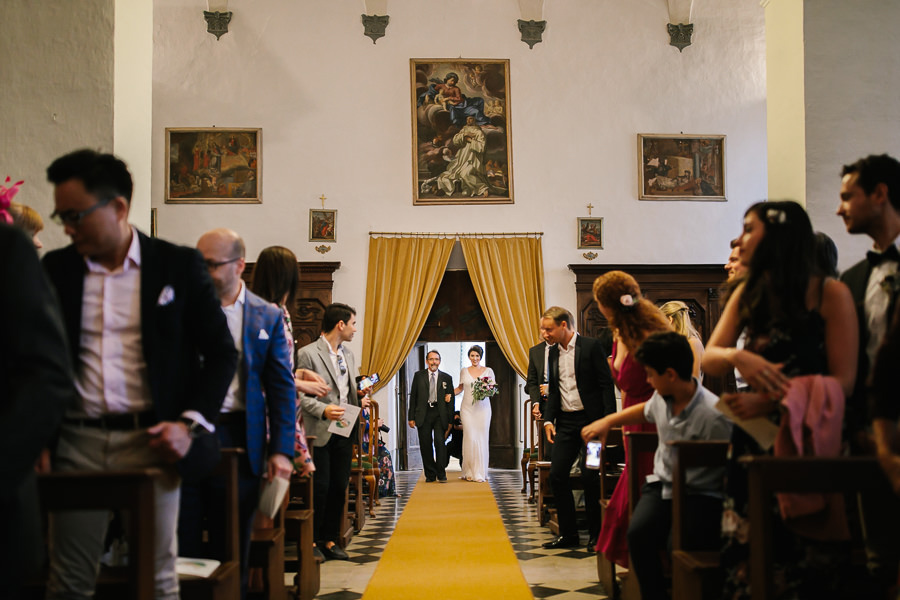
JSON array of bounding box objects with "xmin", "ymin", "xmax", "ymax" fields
[
  {"xmin": 181, "ymin": 228, "xmax": 296, "ymax": 598},
  {"xmin": 296, "ymin": 303, "xmax": 370, "ymax": 561},
  {"xmin": 41, "ymin": 149, "xmax": 237, "ymax": 600}
]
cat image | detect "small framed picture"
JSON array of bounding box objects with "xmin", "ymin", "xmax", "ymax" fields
[
  {"xmin": 309, "ymin": 209, "xmax": 337, "ymax": 242},
  {"xmin": 578, "ymin": 218, "xmax": 603, "ymax": 249}
]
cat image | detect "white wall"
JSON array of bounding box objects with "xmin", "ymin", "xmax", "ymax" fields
[
  {"xmin": 803, "ymin": 0, "xmax": 900, "ymax": 271},
  {"xmin": 151, "ymin": 0, "xmax": 768, "ymax": 336}
]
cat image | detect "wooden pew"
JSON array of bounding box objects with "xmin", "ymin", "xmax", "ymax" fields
[
  {"xmin": 521, "ymin": 399, "xmax": 536, "ymax": 494},
  {"xmin": 526, "ymin": 414, "xmax": 546, "ymax": 503},
  {"xmin": 248, "ymin": 492, "xmax": 288, "ymax": 600},
  {"xmin": 179, "ymin": 448, "xmax": 242, "ymax": 600},
  {"xmin": 284, "ymin": 437, "xmax": 319, "ymax": 600},
  {"xmin": 596, "ymin": 427, "xmax": 624, "ymax": 599},
  {"xmin": 23, "ymin": 469, "xmax": 160, "ymax": 600},
  {"xmin": 742, "ymin": 455, "xmax": 884, "ymax": 600},
  {"xmin": 619, "ymin": 431, "xmax": 659, "ymax": 600},
  {"xmin": 670, "ymin": 440, "xmax": 729, "ymax": 600}
]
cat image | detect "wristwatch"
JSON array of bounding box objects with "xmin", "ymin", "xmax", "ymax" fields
[{"xmin": 179, "ymin": 417, "xmax": 205, "ymax": 439}]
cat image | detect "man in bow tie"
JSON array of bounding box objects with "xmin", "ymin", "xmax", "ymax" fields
[
  {"xmin": 42, "ymin": 149, "xmax": 237, "ymax": 599},
  {"xmin": 181, "ymin": 228, "xmax": 296, "ymax": 598},
  {"xmin": 408, "ymin": 350, "xmax": 455, "ymax": 482},
  {"xmin": 836, "ymin": 153, "xmax": 900, "ymax": 591}
]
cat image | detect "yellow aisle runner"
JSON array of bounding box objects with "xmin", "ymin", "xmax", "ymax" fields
[{"xmin": 362, "ymin": 475, "xmax": 533, "ymax": 600}]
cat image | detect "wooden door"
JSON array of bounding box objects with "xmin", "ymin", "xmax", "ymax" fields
[
  {"xmin": 486, "ymin": 342, "xmax": 518, "ymax": 468},
  {"xmin": 398, "ymin": 343, "xmax": 426, "ymax": 471}
]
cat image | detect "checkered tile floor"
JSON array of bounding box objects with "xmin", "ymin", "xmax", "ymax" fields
[{"xmin": 294, "ymin": 469, "xmax": 607, "ymax": 599}]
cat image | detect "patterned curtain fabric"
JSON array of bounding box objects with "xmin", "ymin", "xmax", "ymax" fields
[
  {"xmin": 360, "ymin": 236, "xmax": 455, "ymax": 392},
  {"xmin": 460, "ymin": 236, "xmax": 545, "ymax": 378}
]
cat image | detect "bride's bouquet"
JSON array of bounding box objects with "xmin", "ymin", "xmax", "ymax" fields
[{"xmin": 472, "ymin": 376, "xmax": 499, "ymax": 404}]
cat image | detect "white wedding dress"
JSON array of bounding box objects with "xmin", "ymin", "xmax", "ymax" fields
[{"xmin": 459, "ymin": 367, "xmax": 493, "ymax": 482}]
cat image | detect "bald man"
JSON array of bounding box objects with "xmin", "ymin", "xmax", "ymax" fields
[{"xmin": 179, "ymin": 228, "xmax": 295, "ymax": 599}]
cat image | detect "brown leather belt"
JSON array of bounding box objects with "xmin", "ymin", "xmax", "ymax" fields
[{"xmin": 63, "ymin": 410, "xmax": 157, "ymax": 431}]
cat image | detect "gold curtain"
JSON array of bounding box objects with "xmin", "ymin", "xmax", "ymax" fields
[
  {"xmin": 360, "ymin": 236, "xmax": 455, "ymax": 393},
  {"xmin": 460, "ymin": 237, "xmax": 545, "ymax": 378}
]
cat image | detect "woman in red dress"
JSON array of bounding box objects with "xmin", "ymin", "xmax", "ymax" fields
[{"xmin": 592, "ymin": 271, "xmax": 672, "ymax": 566}]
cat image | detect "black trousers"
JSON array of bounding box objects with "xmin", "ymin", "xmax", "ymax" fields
[
  {"xmin": 626, "ymin": 481, "xmax": 722, "ymax": 600},
  {"xmin": 312, "ymin": 433, "xmax": 353, "ymax": 544},
  {"xmin": 548, "ymin": 410, "xmax": 601, "ymax": 539},
  {"xmin": 179, "ymin": 415, "xmax": 260, "ymax": 600},
  {"xmin": 417, "ymin": 408, "xmax": 447, "ymax": 480}
]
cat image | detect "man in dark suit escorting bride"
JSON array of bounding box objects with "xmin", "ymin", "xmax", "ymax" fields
[{"xmin": 408, "ymin": 350, "xmax": 454, "ymax": 482}]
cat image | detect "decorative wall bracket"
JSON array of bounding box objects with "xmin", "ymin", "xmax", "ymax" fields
[
  {"xmin": 582, "ymin": 252, "xmax": 598, "ymax": 261},
  {"xmin": 517, "ymin": 19, "xmax": 546, "ymax": 49},
  {"xmin": 361, "ymin": 14, "xmax": 389, "ymax": 44},
  {"xmin": 667, "ymin": 22, "xmax": 693, "ymax": 52},
  {"xmin": 204, "ymin": 11, "xmax": 232, "ymax": 40},
  {"xmin": 315, "ymin": 245, "xmax": 332, "ymax": 254}
]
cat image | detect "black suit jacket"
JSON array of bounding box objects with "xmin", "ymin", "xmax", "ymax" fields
[
  {"xmin": 525, "ymin": 341, "xmax": 548, "ymax": 415},
  {"xmin": 0, "ymin": 225, "xmax": 77, "ymax": 591},
  {"xmin": 42, "ymin": 230, "xmax": 238, "ymax": 425},
  {"xmin": 408, "ymin": 369, "xmax": 454, "ymax": 429},
  {"xmin": 544, "ymin": 334, "xmax": 616, "ymax": 425}
]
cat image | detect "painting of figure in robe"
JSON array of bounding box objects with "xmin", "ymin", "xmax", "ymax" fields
[{"xmin": 411, "ymin": 59, "xmax": 513, "ymax": 205}]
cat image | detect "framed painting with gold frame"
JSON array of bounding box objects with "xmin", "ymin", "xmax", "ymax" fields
[
  {"xmin": 638, "ymin": 134, "xmax": 725, "ymax": 201},
  {"xmin": 411, "ymin": 58, "xmax": 513, "ymax": 205},
  {"xmin": 309, "ymin": 209, "xmax": 336, "ymax": 242},
  {"xmin": 577, "ymin": 218, "xmax": 603, "ymax": 249},
  {"xmin": 165, "ymin": 127, "xmax": 261, "ymax": 203}
]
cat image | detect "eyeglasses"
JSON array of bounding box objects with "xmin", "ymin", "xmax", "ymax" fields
[
  {"xmin": 204, "ymin": 257, "xmax": 242, "ymax": 270},
  {"xmin": 336, "ymin": 353, "xmax": 347, "ymax": 376},
  {"xmin": 50, "ymin": 197, "xmax": 113, "ymax": 227}
]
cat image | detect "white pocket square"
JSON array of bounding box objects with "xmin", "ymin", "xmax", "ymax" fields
[
  {"xmin": 157, "ymin": 285, "xmax": 175, "ymax": 306},
  {"xmin": 258, "ymin": 328, "xmax": 269, "ymax": 340}
]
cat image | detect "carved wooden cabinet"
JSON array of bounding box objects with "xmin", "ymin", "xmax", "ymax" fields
[{"xmin": 568, "ymin": 264, "xmax": 727, "ymax": 394}]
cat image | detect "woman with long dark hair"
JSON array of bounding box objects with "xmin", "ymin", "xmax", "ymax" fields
[{"xmin": 702, "ymin": 200, "xmax": 858, "ymax": 598}]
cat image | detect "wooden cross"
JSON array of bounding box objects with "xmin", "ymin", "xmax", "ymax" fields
[
  {"xmin": 320, "ymin": 194, "xmax": 327, "ymax": 209},
  {"xmin": 587, "ymin": 203, "xmax": 594, "ymax": 217}
]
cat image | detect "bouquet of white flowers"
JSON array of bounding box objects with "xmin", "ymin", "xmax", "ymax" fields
[{"xmin": 472, "ymin": 376, "xmax": 499, "ymax": 404}]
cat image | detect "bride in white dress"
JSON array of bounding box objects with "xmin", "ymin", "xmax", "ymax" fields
[{"xmin": 454, "ymin": 345, "xmax": 493, "ymax": 482}]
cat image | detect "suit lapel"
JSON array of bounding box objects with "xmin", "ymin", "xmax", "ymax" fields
[
  {"xmin": 138, "ymin": 233, "xmax": 161, "ymax": 391},
  {"xmin": 241, "ymin": 292, "xmax": 259, "ymax": 388},
  {"xmin": 316, "ymin": 337, "xmax": 340, "ymax": 387}
]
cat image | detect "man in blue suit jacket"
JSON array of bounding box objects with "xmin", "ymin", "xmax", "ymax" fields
[{"xmin": 180, "ymin": 228, "xmax": 296, "ymax": 598}]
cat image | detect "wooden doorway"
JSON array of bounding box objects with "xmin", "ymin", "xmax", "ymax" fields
[{"xmin": 396, "ymin": 271, "xmax": 520, "ymax": 470}]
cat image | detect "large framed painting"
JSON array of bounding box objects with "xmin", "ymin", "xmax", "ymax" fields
[
  {"xmin": 165, "ymin": 128, "xmax": 261, "ymax": 203},
  {"xmin": 411, "ymin": 59, "xmax": 513, "ymax": 205},
  {"xmin": 638, "ymin": 134, "xmax": 725, "ymax": 201}
]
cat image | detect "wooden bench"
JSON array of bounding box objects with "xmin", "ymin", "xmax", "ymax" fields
[
  {"xmin": 742, "ymin": 455, "xmax": 884, "ymax": 600},
  {"xmin": 670, "ymin": 440, "xmax": 729, "ymax": 600},
  {"xmin": 23, "ymin": 468, "xmax": 160, "ymax": 600},
  {"xmin": 284, "ymin": 437, "xmax": 319, "ymax": 600},
  {"xmin": 248, "ymin": 491, "xmax": 288, "ymax": 600},
  {"xmin": 619, "ymin": 431, "xmax": 659, "ymax": 600},
  {"xmin": 596, "ymin": 428, "xmax": 624, "ymax": 598}
]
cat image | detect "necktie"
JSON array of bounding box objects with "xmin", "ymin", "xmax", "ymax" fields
[
  {"xmin": 866, "ymin": 245, "xmax": 900, "ymax": 266},
  {"xmin": 429, "ymin": 372, "xmax": 436, "ymax": 406}
]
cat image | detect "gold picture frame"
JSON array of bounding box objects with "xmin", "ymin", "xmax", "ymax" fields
[
  {"xmin": 411, "ymin": 58, "xmax": 513, "ymax": 205},
  {"xmin": 577, "ymin": 218, "xmax": 603, "ymax": 249},
  {"xmin": 165, "ymin": 127, "xmax": 261, "ymax": 204},
  {"xmin": 309, "ymin": 209, "xmax": 336, "ymax": 243},
  {"xmin": 638, "ymin": 134, "xmax": 725, "ymax": 201}
]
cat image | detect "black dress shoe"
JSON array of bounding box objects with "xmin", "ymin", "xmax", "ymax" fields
[
  {"xmin": 587, "ymin": 536, "xmax": 598, "ymax": 552},
  {"xmin": 321, "ymin": 543, "xmax": 349, "ymax": 560},
  {"xmin": 437, "ymin": 476, "xmax": 447, "ymax": 482},
  {"xmin": 425, "ymin": 477, "xmax": 436, "ymax": 482},
  {"xmin": 312, "ymin": 546, "xmax": 326, "ymax": 562},
  {"xmin": 542, "ymin": 535, "xmax": 580, "ymax": 549}
]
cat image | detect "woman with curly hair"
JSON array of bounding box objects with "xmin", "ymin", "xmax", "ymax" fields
[
  {"xmin": 660, "ymin": 300, "xmax": 704, "ymax": 379},
  {"xmin": 702, "ymin": 200, "xmax": 857, "ymax": 598},
  {"xmin": 590, "ymin": 271, "xmax": 671, "ymax": 566}
]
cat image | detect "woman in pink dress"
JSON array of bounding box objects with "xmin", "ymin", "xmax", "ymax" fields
[{"xmin": 592, "ymin": 271, "xmax": 672, "ymax": 566}]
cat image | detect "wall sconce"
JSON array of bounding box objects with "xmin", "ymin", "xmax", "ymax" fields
[
  {"xmin": 666, "ymin": 0, "xmax": 693, "ymax": 52},
  {"xmin": 517, "ymin": 0, "xmax": 546, "ymax": 49},
  {"xmin": 204, "ymin": 1, "xmax": 232, "ymax": 40},
  {"xmin": 361, "ymin": 0, "xmax": 390, "ymax": 44}
]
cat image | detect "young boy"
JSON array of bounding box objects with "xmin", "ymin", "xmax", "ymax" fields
[{"xmin": 581, "ymin": 331, "xmax": 732, "ymax": 600}]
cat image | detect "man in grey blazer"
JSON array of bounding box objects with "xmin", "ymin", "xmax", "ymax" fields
[{"xmin": 296, "ymin": 303, "xmax": 370, "ymax": 561}]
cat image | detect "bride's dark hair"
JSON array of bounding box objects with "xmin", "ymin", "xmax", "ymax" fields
[{"xmin": 467, "ymin": 344, "xmax": 484, "ymax": 358}]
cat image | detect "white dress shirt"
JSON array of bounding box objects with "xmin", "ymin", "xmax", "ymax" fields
[
  {"xmin": 558, "ymin": 332, "xmax": 584, "ymax": 412},
  {"xmin": 220, "ymin": 281, "xmax": 246, "ymax": 412},
  {"xmin": 74, "ymin": 228, "xmax": 151, "ymax": 417},
  {"xmin": 864, "ymin": 237, "xmax": 900, "ymax": 370},
  {"xmin": 325, "ymin": 336, "xmax": 351, "ymax": 403}
]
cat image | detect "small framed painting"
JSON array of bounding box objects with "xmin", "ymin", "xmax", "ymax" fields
[
  {"xmin": 578, "ymin": 218, "xmax": 603, "ymax": 249},
  {"xmin": 165, "ymin": 127, "xmax": 261, "ymax": 203},
  {"xmin": 309, "ymin": 209, "xmax": 337, "ymax": 242},
  {"xmin": 638, "ymin": 134, "xmax": 725, "ymax": 201}
]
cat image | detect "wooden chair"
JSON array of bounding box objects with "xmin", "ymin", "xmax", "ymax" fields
[
  {"xmin": 179, "ymin": 448, "xmax": 242, "ymax": 600},
  {"xmin": 596, "ymin": 428, "xmax": 624, "ymax": 599},
  {"xmin": 284, "ymin": 437, "xmax": 319, "ymax": 600},
  {"xmin": 521, "ymin": 399, "xmax": 537, "ymax": 494},
  {"xmin": 536, "ymin": 458, "xmax": 553, "ymax": 525},
  {"xmin": 348, "ymin": 417, "xmax": 367, "ymax": 532},
  {"xmin": 670, "ymin": 440, "xmax": 729, "ymax": 600},
  {"xmin": 23, "ymin": 469, "xmax": 160, "ymax": 600},
  {"xmin": 361, "ymin": 401, "xmax": 380, "ymax": 517},
  {"xmin": 742, "ymin": 455, "xmax": 884, "ymax": 600},
  {"xmin": 248, "ymin": 490, "xmax": 288, "ymax": 600},
  {"xmin": 618, "ymin": 431, "xmax": 659, "ymax": 600},
  {"xmin": 526, "ymin": 414, "xmax": 546, "ymax": 503}
]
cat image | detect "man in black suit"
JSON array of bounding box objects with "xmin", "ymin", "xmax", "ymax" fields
[
  {"xmin": 526, "ymin": 332, "xmax": 556, "ymax": 455},
  {"xmin": 540, "ymin": 306, "xmax": 616, "ymax": 551},
  {"xmin": 836, "ymin": 153, "xmax": 900, "ymax": 588},
  {"xmin": 0, "ymin": 224, "xmax": 77, "ymax": 600},
  {"xmin": 408, "ymin": 350, "xmax": 455, "ymax": 482},
  {"xmin": 42, "ymin": 149, "xmax": 237, "ymax": 599}
]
